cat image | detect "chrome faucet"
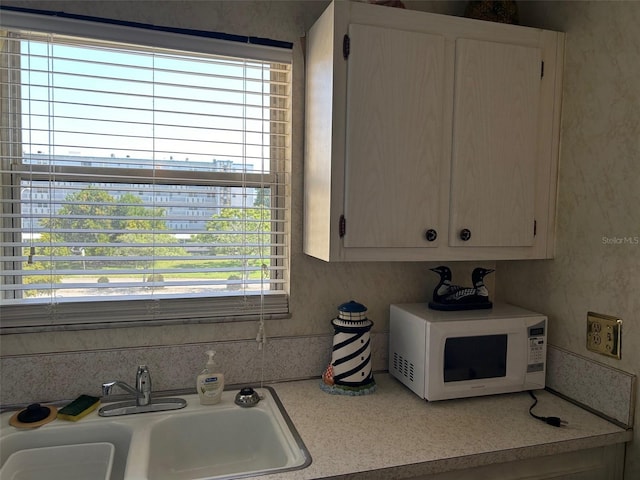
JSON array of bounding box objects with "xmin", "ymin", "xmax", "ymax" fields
[
  {"xmin": 102, "ymin": 365, "xmax": 152, "ymax": 406},
  {"xmin": 99, "ymin": 364, "xmax": 186, "ymax": 417}
]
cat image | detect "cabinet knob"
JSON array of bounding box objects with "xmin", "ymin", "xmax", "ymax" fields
[
  {"xmin": 459, "ymin": 229, "xmax": 471, "ymax": 241},
  {"xmin": 425, "ymin": 229, "xmax": 438, "ymax": 242}
]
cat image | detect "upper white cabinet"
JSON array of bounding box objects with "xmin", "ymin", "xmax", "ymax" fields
[
  {"xmin": 303, "ymin": 0, "xmax": 564, "ymax": 261},
  {"xmin": 344, "ymin": 23, "xmax": 445, "ymax": 249}
]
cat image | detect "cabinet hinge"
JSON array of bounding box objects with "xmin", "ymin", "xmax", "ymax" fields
[
  {"xmin": 534, "ymin": 219, "xmax": 537, "ymax": 236},
  {"xmin": 339, "ymin": 215, "xmax": 346, "ymax": 238},
  {"xmin": 343, "ymin": 34, "xmax": 350, "ymax": 60},
  {"xmin": 541, "ymin": 61, "xmax": 545, "ymax": 78}
]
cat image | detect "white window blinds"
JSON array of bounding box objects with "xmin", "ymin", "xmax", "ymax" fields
[{"xmin": 0, "ymin": 10, "xmax": 291, "ymax": 329}]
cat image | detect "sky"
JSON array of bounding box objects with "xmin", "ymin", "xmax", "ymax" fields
[{"xmin": 20, "ymin": 37, "xmax": 274, "ymax": 171}]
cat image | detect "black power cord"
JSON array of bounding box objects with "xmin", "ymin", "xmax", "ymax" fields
[{"xmin": 528, "ymin": 391, "xmax": 568, "ymax": 427}]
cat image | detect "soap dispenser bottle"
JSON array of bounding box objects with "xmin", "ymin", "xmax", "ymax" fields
[{"xmin": 197, "ymin": 350, "xmax": 224, "ymax": 405}]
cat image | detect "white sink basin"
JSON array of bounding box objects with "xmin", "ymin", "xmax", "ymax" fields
[
  {"xmin": 148, "ymin": 401, "xmax": 304, "ymax": 480},
  {"xmin": 1, "ymin": 442, "xmax": 115, "ymax": 480},
  {"xmin": 0, "ymin": 387, "xmax": 310, "ymax": 480},
  {"xmin": 0, "ymin": 422, "xmax": 132, "ymax": 480}
]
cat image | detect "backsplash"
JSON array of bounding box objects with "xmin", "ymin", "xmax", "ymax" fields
[
  {"xmin": 546, "ymin": 345, "xmax": 636, "ymax": 429},
  {"xmin": 0, "ymin": 333, "xmax": 388, "ymax": 407},
  {"xmin": 2, "ymin": 334, "xmax": 636, "ymax": 433}
]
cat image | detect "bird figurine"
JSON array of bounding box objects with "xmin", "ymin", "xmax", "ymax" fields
[
  {"xmin": 429, "ymin": 266, "xmax": 464, "ymax": 303},
  {"xmin": 428, "ymin": 267, "xmax": 495, "ymax": 311}
]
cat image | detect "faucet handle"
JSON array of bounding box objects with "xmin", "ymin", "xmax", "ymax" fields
[{"xmin": 136, "ymin": 365, "xmax": 152, "ymax": 394}]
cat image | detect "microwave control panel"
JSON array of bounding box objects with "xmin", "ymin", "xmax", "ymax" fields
[{"xmin": 527, "ymin": 321, "xmax": 546, "ymax": 373}]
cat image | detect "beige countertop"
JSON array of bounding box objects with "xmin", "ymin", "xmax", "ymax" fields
[
  {"xmin": 0, "ymin": 374, "xmax": 631, "ymax": 480},
  {"xmin": 264, "ymin": 373, "xmax": 632, "ymax": 480}
]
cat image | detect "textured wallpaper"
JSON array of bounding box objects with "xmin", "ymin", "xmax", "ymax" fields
[{"xmin": 497, "ymin": 2, "xmax": 640, "ymax": 478}]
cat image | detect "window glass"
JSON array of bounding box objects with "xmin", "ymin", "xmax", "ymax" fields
[{"xmin": 0, "ymin": 15, "xmax": 290, "ymax": 329}]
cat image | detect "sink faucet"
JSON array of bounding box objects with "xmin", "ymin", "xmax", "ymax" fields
[{"xmin": 102, "ymin": 365, "xmax": 152, "ymax": 406}]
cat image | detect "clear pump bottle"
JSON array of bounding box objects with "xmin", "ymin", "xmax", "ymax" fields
[{"xmin": 196, "ymin": 350, "xmax": 224, "ymax": 405}]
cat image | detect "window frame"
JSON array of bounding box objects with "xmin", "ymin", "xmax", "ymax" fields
[{"xmin": 0, "ymin": 9, "xmax": 292, "ymax": 333}]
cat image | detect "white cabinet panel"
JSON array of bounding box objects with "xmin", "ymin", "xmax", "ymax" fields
[
  {"xmin": 451, "ymin": 39, "xmax": 541, "ymax": 248},
  {"xmin": 408, "ymin": 444, "xmax": 625, "ymax": 480},
  {"xmin": 344, "ymin": 24, "xmax": 445, "ymax": 248}
]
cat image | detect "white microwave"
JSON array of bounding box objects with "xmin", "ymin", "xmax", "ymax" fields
[{"xmin": 389, "ymin": 303, "xmax": 547, "ymax": 401}]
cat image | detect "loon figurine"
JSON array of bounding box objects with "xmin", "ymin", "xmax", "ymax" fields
[
  {"xmin": 428, "ymin": 267, "xmax": 495, "ymax": 311},
  {"xmin": 430, "ymin": 266, "xmax": 464, "ymax": 303}
]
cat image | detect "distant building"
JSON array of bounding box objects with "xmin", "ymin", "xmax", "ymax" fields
[{"xmin": 20, "ymin": 153, "xmax": 254, "ymax": 234}]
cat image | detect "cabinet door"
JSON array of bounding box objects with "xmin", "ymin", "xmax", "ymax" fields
[
  {"xmin": 450, "ymin": 39, "xmax": 541, "ymax": 247},
  {"xmin": 343, "ymin": 24, "xmax": 445, "ymax": 248},
  {"xmin": 407, "ymin": 444, "xmax": 624, "ymax": 480}
]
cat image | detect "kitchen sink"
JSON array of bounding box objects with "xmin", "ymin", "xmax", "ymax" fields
[
  {"xmin": 0, "ymin": 422, "xmax": 133, "ymax": 480},
  {"xmin": 0, "ymin": 387, "xmax": 310, "ymax": 480},
  {"xmin": 147, "ymin": 399, "xmax": 307, "ymax": 480}
]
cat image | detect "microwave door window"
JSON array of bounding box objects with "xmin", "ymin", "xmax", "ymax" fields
[{"xmin": 444, "ymin": 334, "xmax": 508, "ymax": 382}]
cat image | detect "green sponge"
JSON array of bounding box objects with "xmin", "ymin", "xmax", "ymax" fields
[{"xmin": 57, "ymin": 394, "xmax": 100, "ymax": 421}]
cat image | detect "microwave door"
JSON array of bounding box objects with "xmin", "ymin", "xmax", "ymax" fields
[
  {"xmin": 431, "ymin": 327, "xmax": 529, "ymax": 400},
  {"xmin": 443, "ymin": 334, "xmax": 508, "ymax": 383}
]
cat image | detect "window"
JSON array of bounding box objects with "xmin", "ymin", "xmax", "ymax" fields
[{"xmin": 0, "ymin": 9, "xmax": 291, "ymax": 330}]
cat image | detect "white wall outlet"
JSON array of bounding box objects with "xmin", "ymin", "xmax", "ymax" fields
[{"xmin": 586, "ymin": 312, "xmax": 622, "ymax": 359}]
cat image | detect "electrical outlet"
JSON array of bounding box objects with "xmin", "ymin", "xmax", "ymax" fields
[{"xmin": 586, "ymin": 312, "xmax": 622, "ymax": 359}]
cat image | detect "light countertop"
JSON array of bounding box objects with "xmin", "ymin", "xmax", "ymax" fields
[
  {"xmin": 0, "ymin": 374, "xmax": 631, "ymax": 480},
  {"xmin": 263, "ymin": 373, "xmax": 632, "ymax": 480}
]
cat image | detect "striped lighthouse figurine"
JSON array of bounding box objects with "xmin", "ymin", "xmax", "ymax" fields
[{"xmin": 320, "ymin": 300, "xmax": 376, "ymax": 395}]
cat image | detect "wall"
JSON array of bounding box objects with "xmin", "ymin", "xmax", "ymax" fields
[
  {"xmin": 497, "ymin": 2, "xmax": 640, "ymax": 478},
  {"xmin": 4, "ymin": 0, "xmax": 634, "ymax": 475},
  {"xmin": 0, "ymin": 0, "xmax": 471, "ymax": 357},
  {"xmin": 0, "ymin": 1, "xmax": 475, "ymax": 372}
]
